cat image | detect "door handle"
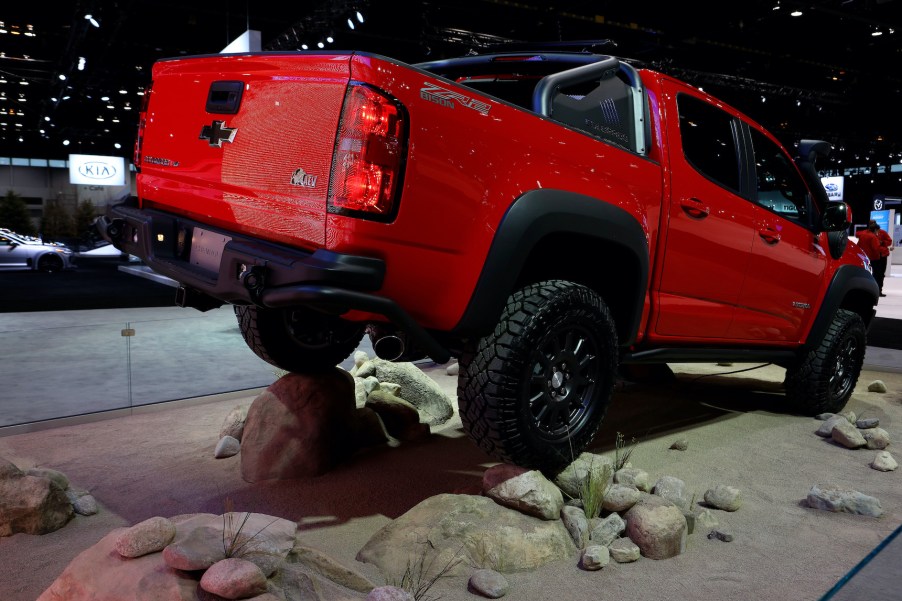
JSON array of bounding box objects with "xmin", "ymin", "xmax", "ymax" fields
[
  {"xmin": 680, "ymin": 197, "xmax": 710, "ymax": 219},
  {"xmin": 758, "ymin": 227, "xmax": 781, "ymax": 244}
]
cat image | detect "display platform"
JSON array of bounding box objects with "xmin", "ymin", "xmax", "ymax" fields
[{"xmin": 1, "ymin": 361, "xmax": 900, "ymax": 601}]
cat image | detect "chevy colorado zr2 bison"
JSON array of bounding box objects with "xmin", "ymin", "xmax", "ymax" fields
[{"xmin": 99, "ymin": 45, "xmax": 879, "ymax": 471}]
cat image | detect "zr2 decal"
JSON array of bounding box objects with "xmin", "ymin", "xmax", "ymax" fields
[{"xmin": 420, "ymin": 83, "xmax": 491, "ymax": 115}]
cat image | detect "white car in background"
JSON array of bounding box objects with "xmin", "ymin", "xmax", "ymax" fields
[{"xmin": 0, "ymin": 230, "xmax": 74, "ymax": 272}]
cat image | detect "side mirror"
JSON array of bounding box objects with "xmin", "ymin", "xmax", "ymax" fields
[{"xmin": 822, "ymin": 202, "xmax": 852, "ymax": 232}]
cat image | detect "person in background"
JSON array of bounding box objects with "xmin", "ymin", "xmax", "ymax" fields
[{"xmin": 857, "ymin": 220, "xmax": 893, "ymax": 297}]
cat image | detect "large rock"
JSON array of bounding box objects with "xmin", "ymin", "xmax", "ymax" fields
[
  {"xmin": 560, "ymin": 506, "xmax": 589, "ymax": 548},
  {"xmin": 240, "ymin": 370, "xmax": 367, "ymax": 481},
  {"xmin": 483, "ymin": 465, "xmax": 564, "ymax": 520},
  {"xmin": 115, "ymin": 516, "xmax": 176, "ymax": 558},
  {"xmin": 0, "ymin": 462, "xmax": 74, "ymax": 536},
  {"xmin": 219, "ymin": 405, "xmax": 249, "ymax": 441},
  {"xmin": 554, "ymin": 453, "xmax": 614, "ymax": 499},
  {"xmin": 357, "ymin": 494, "xmax": 577, "ymax": 576},
  {"xmin": 291, "ymin": 545, "xmax": 379, "ymax": 593},
  {"xmin": 37, "ymin": 528, "xmax": 199, "ymax": 601},
  {"xmin": 166, "ymin": 512, "xmax": 297, "ymax": 576},
  {"xmin": 354, "ymin": 359, "xmax": 454, "ymax": 426},
  {"xmin": 199, "ymin": 558, "xmax": 268, "ymax": 599},
  {"xmin": 806, "ymin": 485, "xmax": 884, "ymax": 517},
  {"xmin": 365, "ymin": 390, "xmax": 431, "ymax": 442},
  {"xmin": 624, "ymin": 495, "xmax": 687, "ymax": 560},
  {"xmin": 652, "ymin": 476, "xmax": 690, "ymax": 511},
  {"xmin": 39, "ymin": 511, "xmax": 362, "ymax": 601},
  {"xmin": 703, "ymin": 485, "xmax": 742, "ymax": 512}
]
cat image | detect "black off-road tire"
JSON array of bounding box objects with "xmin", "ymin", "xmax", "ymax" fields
[
  {"xmin": 457, "ymin": 280, "xmax": 619, "ymax": 473},
  {"xmin": 785, "ymin": 309, "xmax": 866, "ymax": 415},
  {"xmin": 234, "ymin": 305, "xmax": 364, "ymax": 373},
  {"xmin": 37, "ymin": 254, "xmax": 64, "ymax": 273}
]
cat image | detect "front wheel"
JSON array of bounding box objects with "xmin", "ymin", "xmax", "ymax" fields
[
  {"xmin": 784, "ymin": 309, "xmax": 866, "ymax": 415},
  {"xmin": 235, "ymin": 305, "xmax": 364, "ymax": 373},
  {"xmin": 457, "ymin": 280, "xmax": 619, "ymax": 473},
  {"xmin": 37, "ymin": 254, "xmax": 64, "ymax": 273}
]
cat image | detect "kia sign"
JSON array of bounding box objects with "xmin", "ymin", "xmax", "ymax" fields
[
  {"xmin": 820, "ymin": 176, "xmax": 844, "ymax": 202},
  {"xmin": 69, "ymin": 154, "xmax": 126, "ymax": 186}
]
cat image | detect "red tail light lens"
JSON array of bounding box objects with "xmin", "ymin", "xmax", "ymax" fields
[{"xmin": 329, "ymin": 84, "xmax": 406, "ymax": 219}]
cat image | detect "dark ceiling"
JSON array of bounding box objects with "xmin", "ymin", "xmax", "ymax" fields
[{"xmin": 1, "ymin": 0, "xmax": 900, "ymax": 175}]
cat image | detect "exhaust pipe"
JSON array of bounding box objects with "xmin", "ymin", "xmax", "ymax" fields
[{"xmin": 373, "ymin": 334, "xmax": 406, "ymax": 361}]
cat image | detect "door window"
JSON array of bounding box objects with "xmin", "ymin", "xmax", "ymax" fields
[
  {"xmin": 748, "ymin": 127, "xmax": 810, "ymax": 224},
  {"xmin": 677, "ymin": 94, "xmax": 741, "ymax": 194}
]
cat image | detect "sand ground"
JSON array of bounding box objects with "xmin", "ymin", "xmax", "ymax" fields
[{"xmin": 0, "ymin": 361, "xmax": 900, "ymax": 601}]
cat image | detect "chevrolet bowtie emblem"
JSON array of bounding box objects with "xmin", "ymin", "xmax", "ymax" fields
[{"xmin": 199, "ymin": 120, "xmax": 237, "ymax": 147}]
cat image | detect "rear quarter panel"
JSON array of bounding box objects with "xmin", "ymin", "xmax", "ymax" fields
[{"xmin": 328, "ymin": 55, "xmax": 664, "ymax": 331}]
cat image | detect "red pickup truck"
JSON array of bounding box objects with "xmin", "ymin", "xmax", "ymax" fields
[{"xmin": 100, "ymin": 47, "xmax": 879, "ymax": 471}]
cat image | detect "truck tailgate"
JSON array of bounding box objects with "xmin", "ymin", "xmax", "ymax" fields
[{"xmin": 138, "ymin": 53, "xmax": 352, "ymax": 249}]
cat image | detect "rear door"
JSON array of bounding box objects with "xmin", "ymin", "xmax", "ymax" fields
[{"xmin": 655, "ymin": 84, "xmax": 757, "ymax": 339}]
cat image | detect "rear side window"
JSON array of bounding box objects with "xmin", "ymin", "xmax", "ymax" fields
[
  {"xmin": 677, "ymin": 94, "xmax": 741, "ymax": 193},
  {"xmin": 748, "ymin": 127, "xmax": 810, "ymax": 222}
]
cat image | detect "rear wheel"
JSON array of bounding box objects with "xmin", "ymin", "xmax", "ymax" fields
[
  {"xmin": 37, "ymin": 254, "xmax": 64, "ymax": 273},
  {"xmin": 457, "ymin": 280, "xmax": 618, "ymax": 472},
  {"xmin": 785, "ymin": 309, "xmax": 866, "ymax": 415},
  {"xmin": 234, "ymin": 305, "xmax": 364, "ymax": 373}
]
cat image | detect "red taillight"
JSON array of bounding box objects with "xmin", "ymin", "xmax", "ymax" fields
[
  {"xmin": 329, "ymin": 84, "xmax": 405, "ymax": 218},
  {"xmin": 133, "ymin": 82, "xmax": 152, "ymax": 168}
]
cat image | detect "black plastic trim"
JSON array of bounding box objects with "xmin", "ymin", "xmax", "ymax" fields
[
  {"xmin": 205, "ymin": 81, "xmax": 244, "ymax": 114},
  {"xmin": 621, "ymin": 347, "xmax": 798, "ymax": 364},
  {"xmin": 453, "ymin": 189, "xmax": 649, "ymax": 344},
  {"xmin": 804, "ymin": 264, "xmax": 879, "ymax": 350}
]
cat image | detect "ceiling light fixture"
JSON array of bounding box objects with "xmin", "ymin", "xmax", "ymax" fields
[
  {"xmin": 77, "ymin": 57, "xmax": 86, "ymax": 70},
  {"xmin": 790, "ymin": 10, "xmax": 803, "ymax": 16},
  {"xmin": 84, "ymin": 14, "xmax": 100, "ymax": 28},
  {"xmin": 356, "ymin": 11, "xmax": 364, "ymax": 23},
  {"xmin": 301, "ymin": 44, "xmax": 308, "ymax": 50},
  {"xmin": 347, "ymin": 19, "xmax": 355, "ymax": 30},
  {"xmin": 317, "ymin": 42, "xmax": 324, "ymax": 48},
  {"xmin": 62, "ymin": 139, "xmax": 69, "ymax": 146},
  {"xmin": 327, "ymin": 36, "xmax": 334, "ymax": 43},
  {"xmin": 58, "ymin": 74, "xmax": 66, "ymax": 81},
  {"xmin": 872, "ymin": 29, "xmax": 883, "ymax": 37}
]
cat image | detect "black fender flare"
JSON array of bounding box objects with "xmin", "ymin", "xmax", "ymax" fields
[
  {"xmin": 452, "ymin": 189, "xmax": 650, "ymax": 345},
  {"xmin": 804, "ymin": 264, "xmax": 878, "ymax": 351}
]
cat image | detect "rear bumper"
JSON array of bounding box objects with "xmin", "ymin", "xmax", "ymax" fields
[
  {"xmin": 97, "ymin": 197, "xmax": 450, "ymax": 363},
  {"xmin": 98, "ymin": 198, "xmax": 384, "ymax": 305}
]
